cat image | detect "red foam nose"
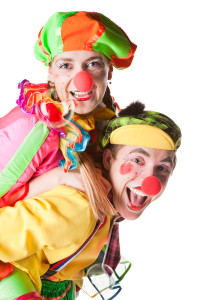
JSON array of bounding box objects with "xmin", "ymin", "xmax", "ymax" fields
[
  {"xmin": 141, "ymin": 176, "xmax": 162, "ymax": 196},
  {"xmin": 73, "ymin": 71, "xmax": 94, "ymax": 92}
]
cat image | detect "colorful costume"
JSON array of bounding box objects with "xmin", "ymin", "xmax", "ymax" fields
[
  {"xmin": 0, "ymin": 102, "xmax": 182, "ymax": 300},
  {"xmin": 0, "ymin": 80, "xmax": 115, "ymax": 204},
  {"xmin": 0, "ymin": 11, "xmax": 137, "ymax": 299},
  {"xmin": 0, "ymin": 185, "xmax": 113, "ymax": 297},
  {"xmin": 0, "ymin": 80, "xmax": 115, "ymax": 299},
  {"xmin": 0, "ymin": 9, "xmax": 137, "ymax": 205}
]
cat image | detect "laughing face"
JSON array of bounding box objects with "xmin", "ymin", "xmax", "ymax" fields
[
  {"xmin": 48, "ymin": 50, "xmax": 112, "ymax": 115},
  {"xmin": 103, "ymin": 145, "xmax": 175, "ymax": 220}
]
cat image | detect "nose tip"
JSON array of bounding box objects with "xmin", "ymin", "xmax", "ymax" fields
[
  {"xmin": 73, "ymin": 71, "xmax": 94, "ymax": 92},
  {"xmin": 141, "ymin": 176, "xmax": 162, "ymax": 196}
]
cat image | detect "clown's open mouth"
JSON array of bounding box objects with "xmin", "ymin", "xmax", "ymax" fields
[
  {"xmin": 126, "ymin": 187, "xmax": 148, "ymax": 211},
  {"xmin": 70, "ymin": 90, "xmax": 93, "ymax": 101}
]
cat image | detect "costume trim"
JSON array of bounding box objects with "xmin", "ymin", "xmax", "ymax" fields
[
  {"xmin": 41, "ymin": 281, "xmax": 71, "ymax": 300},
  {"xmin": 13, "ymin": 292, "xmax": 40, "ymax": 300},
  {"xmin": 59, "ymin": 120, "xmax": 90, "ymax": 172},
  {"xmin": 42, "ymin": 218, "xmax": 106, "ymax": 279},
  {"xmin": 0, "ymin": 121, "xmax": 49, "ymax": 197}
]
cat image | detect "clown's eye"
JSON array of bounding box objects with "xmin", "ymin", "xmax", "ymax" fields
[
  {"xmin": 56, "ymin": 61, "xmax": 73, "ymax": 69},
  {"xmin": 132, "ymin": 157, "xmax": 144, "ymax": 165},
  {"xmin": 157, "ymin": 165, "xmax": 171, "ymax": 173},
  {"xmin": 125, "ymin": 153, "xmax": 145, "ymax": 166},
  {"xmin": 87, "ymin": 59, "xmax": 104, "ymax": 69},
  {"xmin": 134, "ymin": 158, "xmax": 140, "ymax": 163},
  {"xmin": 60, "ymin": 63, "xmax": 72, "ymax": 69}
]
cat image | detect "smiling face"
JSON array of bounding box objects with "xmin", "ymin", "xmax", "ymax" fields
[
  {"xmin": 48, "ymin": 50, "xmax": 113, "ymax": 115},
  {"xmin": 103, "ymin": 145, "xmax": 175, "ymax": 220}
]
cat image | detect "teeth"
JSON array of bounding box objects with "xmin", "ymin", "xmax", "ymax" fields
[
  {"xmin": 129, "ymin": 187, "xmax": 147, "ymax": 197},
  {"xmin": 73, "ymin": 91, "xmax": 92, "ymax": 98}
]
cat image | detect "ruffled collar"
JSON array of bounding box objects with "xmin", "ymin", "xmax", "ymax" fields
[{"xmin": 17, "ymin": 79, "xmax": 115, "ymax": 133}]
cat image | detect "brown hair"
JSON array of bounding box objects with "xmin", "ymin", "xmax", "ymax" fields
[
  {"xmin": 102, "ymin": 86, "xmax": 116, "ymax": 112},
  {"xmin": 48, "ymin": 80, "xmax": 61, "ymax": 102},
  {"xmin": 77, "ymin": 152, "xmax": 116, "ymax": 221}
]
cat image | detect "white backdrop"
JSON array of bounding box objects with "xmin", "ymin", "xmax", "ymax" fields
[{"xmin": 0, "ymin": 1, "xmax": 199, "ymax": 299}]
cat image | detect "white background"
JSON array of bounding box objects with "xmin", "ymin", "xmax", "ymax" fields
[{"xmin": 0, "ymin": 1, "xmax": 199, "ymax": 299}]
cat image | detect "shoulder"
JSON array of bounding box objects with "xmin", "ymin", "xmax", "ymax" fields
[
  {"xmin": 29, "ymin": 185, "xmax": 97, "ymax": 249},
  {"xmin": 0, "ymin": 107, "xmax": 40, "ymax": 170},
  {"xmin": 0, "ymin": 106, "xmax": 39, "ymax": 134},
  {"xmin": 33, "ymin": 185, "xmax": 95, "ymax": 224}
]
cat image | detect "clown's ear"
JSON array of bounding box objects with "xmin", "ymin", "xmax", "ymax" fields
[
  {"xmin": 48, "ymin": 65, "xmax": 55, "ymax": 83},
  {"xmin": 102, "ymin": 148, "xmax": 114, "ymax": 171}
]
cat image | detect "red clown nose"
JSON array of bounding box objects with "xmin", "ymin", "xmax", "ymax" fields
[
  {"xmin": 141, "ymin": 176, "xmax": 162, "ymax": 196},
  {"xmin": 73, "ymin": 71, "xmax": 94, "ymax": 92}
]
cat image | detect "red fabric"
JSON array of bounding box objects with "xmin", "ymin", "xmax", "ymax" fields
[
  {"xmin": 38, "ymin": 26, "xmax": 50, "ymax": 59},
  {"xmin": 0, "ymin": 183, "xmax": 29, "ymax": 207},
  {"xmin": 111, "ymin": 44, "xmax": 137, "ymax": 69},
  {"xmin": 104, "ymin": 219, "xmax": 121, "ymax": 274},
  {"xmin": 13, "ymin": 291, "xmax": 41, "ymax": 300},
  {"xmin": 0, "ymin": 261, "xmax": 13, "ymax": 280}
]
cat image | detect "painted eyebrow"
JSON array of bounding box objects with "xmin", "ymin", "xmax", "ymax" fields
[{"xmin": 129, "ymin": 148, "xmax": 150, "ymax": 157}]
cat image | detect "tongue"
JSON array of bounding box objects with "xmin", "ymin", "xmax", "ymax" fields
[
  {"xmin": 73, "ymin": 71, "xmax": 94, "ymax": 92},
  {"xmin": 129, "ymin": 190, "xmax": 146, "ymax": 206}
]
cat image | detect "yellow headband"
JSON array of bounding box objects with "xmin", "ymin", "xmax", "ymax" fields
[{"xmin": 110, "ymin": 125, "xmax": 175, "ymax": 150}]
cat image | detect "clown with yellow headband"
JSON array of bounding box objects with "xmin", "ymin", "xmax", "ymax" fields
[
  {"xmin": 0, "ymin": 11, "xmax": 136, "ymax": 291},
  {"xmin": 0, "ymin": 101, "xmax": 181, "ymax": 299}
]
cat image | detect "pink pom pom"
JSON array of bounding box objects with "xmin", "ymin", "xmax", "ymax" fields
[
  {"xmin": 73, "ymin": 71, "xmax": 94, "ymax": 92},
  {"xmin": 141, "ymin": 176, "xmax": 162, "ymax": 196}
]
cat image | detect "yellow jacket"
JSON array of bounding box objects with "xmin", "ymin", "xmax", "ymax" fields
[{"xmin": 0, "ymin": 185, "xmax": 111, "ymax": 292}]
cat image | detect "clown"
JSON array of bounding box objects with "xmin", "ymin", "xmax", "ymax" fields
[
  {"xmin": 0, "ymin": 11, "xmax": 136, "ymax": 288},
  {"xmin": 0, "ymin": 11, "xmax": 137, "ymax": 206},
  {"xmin": 0, "ymin": 102, "xmax": 181, "ymax": 300}
]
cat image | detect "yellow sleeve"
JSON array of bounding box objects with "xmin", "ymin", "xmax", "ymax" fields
[{"xmin": 0, "ymin": 185, "xmax": 96, "ymax": 262}]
